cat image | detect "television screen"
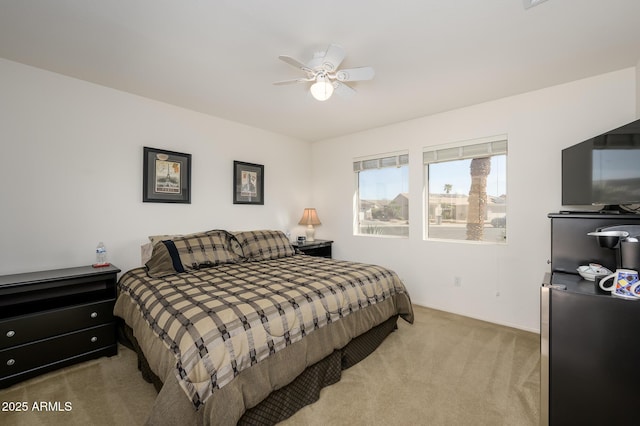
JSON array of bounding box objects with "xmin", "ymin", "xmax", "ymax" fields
[{"xmin": 562, "ymin": 118, "xmax": 640, "ymax": 207}]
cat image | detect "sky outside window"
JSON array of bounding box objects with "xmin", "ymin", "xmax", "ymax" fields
[
  {"xmin": 359, "ymin": 166, "xmax": 409, "ymax": 200},
  {"xmin": 428, "ymin": 156, "xmax": 506, "ymax": 196}
]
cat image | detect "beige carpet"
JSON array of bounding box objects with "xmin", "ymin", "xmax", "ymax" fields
[
  {"xmin": 0, "ymin": 343, "xmax": 157, "ymax": 426},
  {"xmin": 283, "ymin": 305, "xmax": 540, "ymax": 426},
  {"xmin": 0, "ymin": 305, "xmax": 540, "ymax": 426}
]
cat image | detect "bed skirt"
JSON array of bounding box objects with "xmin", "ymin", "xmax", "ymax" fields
[{"xmin": 118, "ymin": 314, "xmax": 399, "ymax": 425}]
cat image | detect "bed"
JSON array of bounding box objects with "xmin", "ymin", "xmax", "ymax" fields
[{"xmin": 114, "ymin": 229, "xmax": 413, "ymax": 425}]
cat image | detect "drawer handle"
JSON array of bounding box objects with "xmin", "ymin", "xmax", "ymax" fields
[
  {"xmin": 90, "ymin": 312, "xmax": 98, "ymax": 319},
  {"xmin": 6, "ymin": 330, "xmax": 15, "ymax": 338},
  {"xmin": 6, "ymin": 359, "xmax": 15, "ymax": 366},
  {"xmin": 90, "ymin": 336, "xmax": 98, "ymax": 343}
]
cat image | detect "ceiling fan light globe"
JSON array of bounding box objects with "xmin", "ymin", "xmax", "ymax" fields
[{"xmin": 310, "ymin": 79, "xmax": 334, "ymax": 101}]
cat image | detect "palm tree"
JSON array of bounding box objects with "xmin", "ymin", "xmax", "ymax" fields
[
  {"xmin": 443, "ymin": 184, "xmax": 453, "ymax": 220},
  {"xmin": 466, "ymin": 158, "xmax": 491, "ymax": 240}
]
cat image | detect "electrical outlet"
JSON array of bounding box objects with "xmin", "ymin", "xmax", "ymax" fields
[{"xmin": 454, "ymin": 276, "xmax": 462, "ymax": 287}]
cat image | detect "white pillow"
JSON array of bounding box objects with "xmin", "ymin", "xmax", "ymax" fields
[{"xmin": 141, "ymin": 242, "xmax": 153, "ymax": 265}]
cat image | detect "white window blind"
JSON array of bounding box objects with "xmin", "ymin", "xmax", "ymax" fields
[
  {"xmin": 423, "ymin": 139, "xmax": 507, "ymax": 164},
  {"xmin": 354, "ymin": 153, "xmax": 408, "ymax": 172}
]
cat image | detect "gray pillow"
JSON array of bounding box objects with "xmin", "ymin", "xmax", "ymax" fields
[{"xmin": 146, "ymin": 229, "xmax": 241, "ymax": 278}]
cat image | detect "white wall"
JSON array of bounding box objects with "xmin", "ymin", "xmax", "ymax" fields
[
  {"xmin": 637, "ymin": 59, "xmax": 640, "ymax": 117},
  {"xmin": 311, "ymin": 68, "xmax": 638, "ymax": 332},
  {"xmin": 2, "ymin": 57, "xmax": 638, "ymax": 333},
  {"xmin": 0, "ymin": 59, "xmax": 312, "ymax": 276}
]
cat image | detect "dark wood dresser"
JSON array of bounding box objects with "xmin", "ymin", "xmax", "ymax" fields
[{"xmin": 0, "ymin": 264, "xmax": 120, "ymax": 388}]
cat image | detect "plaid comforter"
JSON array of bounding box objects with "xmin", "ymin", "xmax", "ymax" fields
[{"xmin": 117, "ymin": 255, "xmax": 412, "ymax": 408}]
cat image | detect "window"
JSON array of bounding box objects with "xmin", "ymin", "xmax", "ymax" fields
[
  {"xmin": 424, "ymin": 137, "xmax": 507, "ymax": 243},
  {"xmin": 354, "ymin": 152, "xmax": 409, "ymax": 237}
]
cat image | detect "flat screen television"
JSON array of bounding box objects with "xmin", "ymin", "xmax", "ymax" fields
[{"xmin": 562, "ymin": 118, "xmax": 640, "ymax": 211}]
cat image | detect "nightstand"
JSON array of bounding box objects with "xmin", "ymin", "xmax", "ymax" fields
[
  {"xmin": 292, "ymin": 239, "xmax": 333, "ymax": 258},
  {"xmin": 0, "ymin": 264, "xmax": 120, "ymax": 388}
]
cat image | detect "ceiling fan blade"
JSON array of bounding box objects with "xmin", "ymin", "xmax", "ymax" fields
[
  {"xmin": 273, "ymin": 78, "xmax": 311, "ymax": 86},
  {"xmin": 335, "ymin": 66, "xmax": 375, "ymax": 82},
  {"xmin": 322, "ymin": 44, "xmax": 346, "ymax": 72},
  {"xmin": 333, "ymin": 81, "xmax": 356, "ymax": 98},
  {"xmin": 278, "ymin": 55, "xmax": 314, "ymax": 74}
]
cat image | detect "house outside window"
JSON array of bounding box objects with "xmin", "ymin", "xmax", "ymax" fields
[
  {"xmin": 354, "ymin": 152, "xmax": 409, "ymax": 237},
  {"xmin": 424, "ymin": 137, "xmax": 507, "ymax": 243}
]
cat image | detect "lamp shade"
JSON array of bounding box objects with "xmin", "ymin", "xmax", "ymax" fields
[
  {"xmin": 309, "ymin": 76, "xmax": 334, "ymax": 101},
  {"xmin": 298, "ymin": 208, "xmax": 321, "ymax": 226}
]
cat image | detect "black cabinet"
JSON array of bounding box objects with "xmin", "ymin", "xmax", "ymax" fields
[
  {"xmin": 0, "ymin": 265, "xmax": 120, "ymax": 388},
  {"xmin": 542, "ymin": 273, "xmax": 640, "ymax": 425},
  {"xmin": 292, "ymin": 240, "xmax": 333, "ymax": 258},
  {"xmin": 549, "ymin": 212, "xmax": 640, "ymax": 273},
  {"xmin": 543, "ymin": 213, "xmax": 640, "ymax": 425}
]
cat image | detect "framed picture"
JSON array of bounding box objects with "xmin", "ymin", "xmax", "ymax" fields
[
  {"xmin": 233, "ymin": 161, "xmax": 264, "ymax": 205},
  {"xmin": 143, "ymin": 147, "xmax": 191, "ymax": 203}
]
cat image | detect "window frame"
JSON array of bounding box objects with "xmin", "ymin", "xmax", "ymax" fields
[
  {"xmin": 353, "ymin": 151, "xmax": 409, "ymax": 238},
  {"xmin": 423, "ymin": 136, "xmax": 508, "ymax": 244}
]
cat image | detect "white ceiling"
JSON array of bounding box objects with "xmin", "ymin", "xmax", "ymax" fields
[{"xmin": 1, "ymin": 0, "xmax": 639, "ymax": 142}]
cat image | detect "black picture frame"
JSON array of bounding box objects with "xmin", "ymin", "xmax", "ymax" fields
[
  {"xmin": 143, "ymin": 147, "xmax": 191, "ymax": 203},
  {"xmin": 233, "ymin": 161, "xmax": 264, "ymax": 205}
]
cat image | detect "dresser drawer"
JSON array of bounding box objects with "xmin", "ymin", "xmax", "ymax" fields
[
  {"xmin": 0, "ymin": 323, "xmax": 115, "ymax": 378},
  {"xmin": 0, "ymin": 299, "xmax": 115, "ymax": 350}
]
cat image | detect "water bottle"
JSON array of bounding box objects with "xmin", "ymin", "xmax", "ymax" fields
[{"xmin": 95, "ymin": 242, "xmax": 108, "ymax": 266}]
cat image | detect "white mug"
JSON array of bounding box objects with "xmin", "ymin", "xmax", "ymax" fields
[{"xmin": 599, "ymin": 269, "xmax": 640, "ymax": 299}]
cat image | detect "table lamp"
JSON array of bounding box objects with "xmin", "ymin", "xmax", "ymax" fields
[{"xmin": 298, "ymin": 208, "xmax": 321, "ymax": 242}]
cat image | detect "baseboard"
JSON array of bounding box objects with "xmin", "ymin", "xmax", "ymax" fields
[{"xmin": 411, "ymin": 302, "xmax": 540, "ymax": 334}]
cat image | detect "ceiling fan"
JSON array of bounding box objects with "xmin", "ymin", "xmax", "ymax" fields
[{"xmin": 273, "ymin": 44, "xmax": 375, "ymax": 101}]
